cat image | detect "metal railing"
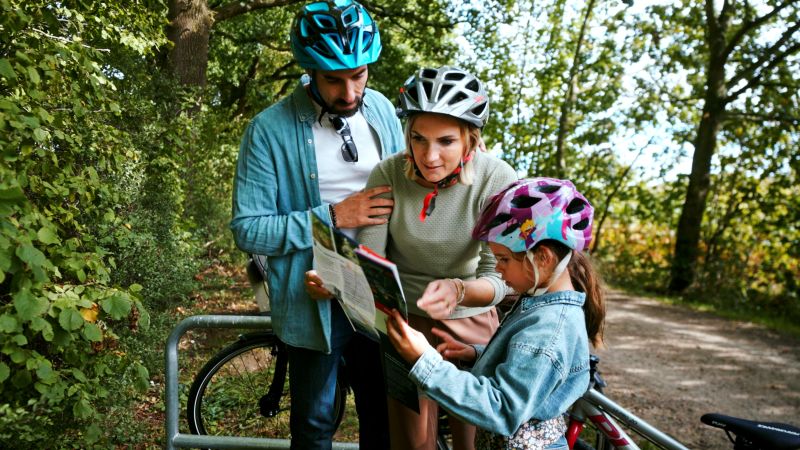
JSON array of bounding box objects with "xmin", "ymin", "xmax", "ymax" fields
[{"xmin": 164, "ymin": 314, "xmax": 359, "ymax": 449}]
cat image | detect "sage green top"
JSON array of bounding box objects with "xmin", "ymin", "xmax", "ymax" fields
[{"xmin": 357, "ymin": 151, "xmax": 518, "ymax": 318}]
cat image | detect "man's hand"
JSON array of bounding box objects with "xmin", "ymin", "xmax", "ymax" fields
[
  {"xmin": 304, "ymin": 270, "xmax": 332, "ymax": 300},
  {"xmin": 333, "ymin": 185, "xmax": 393, "ymax": 228},
  {"xmin": 385, "ymin": 309, "xmax": 431, "ymax": 365},
  {"xmin": 431, "ymin": 327, "xmax": 476, "ymax": 363}
]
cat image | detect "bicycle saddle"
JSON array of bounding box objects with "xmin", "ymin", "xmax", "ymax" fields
[{"xmin": 701, "ymin": 413, "xmax": 800, "ymax": 450}]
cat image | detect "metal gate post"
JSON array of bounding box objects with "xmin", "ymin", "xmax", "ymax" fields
[{"xmin": 164, "ymin": 314, "xmax": 358, "ymax": 449}]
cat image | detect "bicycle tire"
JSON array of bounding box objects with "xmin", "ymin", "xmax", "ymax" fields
[
  {"xmin": 186, "ymin": 331, "xmax": 347, "ymax": 439},
  {"xmin": 436, "ymin": 433, "xmax": 450, "ymax": 450}
]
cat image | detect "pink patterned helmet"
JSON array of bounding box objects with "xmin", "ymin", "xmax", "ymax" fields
[{"xmin": 472, "ymin": 178, "xmax": 594, "ymax": 253}]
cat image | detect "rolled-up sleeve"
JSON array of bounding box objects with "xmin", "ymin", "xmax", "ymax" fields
[{"xmin": 231, "ymin": 119, "xmax": 326, "ymax": 256}]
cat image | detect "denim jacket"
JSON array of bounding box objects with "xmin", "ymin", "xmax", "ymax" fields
[
  {"xmin": 409, "ymin": 290, "xmax": 590, "ymax": 437},
  {"xmin": 230, "ymin": 76, "xmax": 404, "ymax": 352}
]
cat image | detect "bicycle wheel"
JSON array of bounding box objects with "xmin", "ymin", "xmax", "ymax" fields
[
  {"xmin": 186, "ymin": 332, "xmax": 347, "ymax": 439},
  {"xmin": 435, "ymin": 409, "xmax": 451, "ymax": 450},
  {"xmin": 435, "ymin": 433, "xmax": 451, "ymax": 450}
]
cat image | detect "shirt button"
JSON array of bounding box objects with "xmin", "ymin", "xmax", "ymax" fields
[
  {"xmin": 309, "ymin": 173, "xmax": 316, "ymax": 179},
  {"xmin": 307, "ymin": 139, "xmax": 312, "ymax": 144}
]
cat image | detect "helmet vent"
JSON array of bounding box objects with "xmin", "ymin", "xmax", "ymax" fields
[
  {"xmin": 573, "ymin": 217, "xmax": 590, "ymax": 231},
  {"xmin": 501, "ymin": 222, "xmax": 520, "ymax": 236},
  {"xmin": 316, "ymin": 16, "xmax": 336, "ymax": 29},
  {"xmin": 439, "ymin": 84, "xmax": 453, "ymax": 98},
  {"xmin": 407, "ymin": 85, "xmax": 419, "ymax": 102},
  {"xmin": 472, "ymin": 102, "xmax": 487, "ymax": 117},
  {"xmin": 362, "ymin": 31, "xmax": 374, "ymax": 49},
  {"xmin": 510, "ymin": 195, "xmax": 541, "ymax": 209},
  {"xmin": 487, "ymin": 213, "xmax": 513, "ymax": 230},
  {"xmin": 422, "ymin": 81, "xmax": 433, "ymax": 100},
  {"xmin": 449, "ymin": 91, "xmax": 468, "ymax": 105},
  {"xmin": 314, "ymin": 41, "xmax": 334, "ymax": 57},
  {"xmin": 535, "ymin": 185, "xmax": 560, "ymax": 194},
  {"xmin": 422, "ymin": 68, "xmax": 438, "ymax": 79},
  {"xmin": 466, "ymin": 79, "xmax": 480, "ymax": 92},
  {"xmin": 566, "ymin": 198, "xmax": 586, "ymax": 214},
  {"xmin": 445, "ymin": 72, "xmax": 466, "ymax": 81},
  {"xmin": 342, "ymin": 9, "xmax": 357, "ymax": 25}
]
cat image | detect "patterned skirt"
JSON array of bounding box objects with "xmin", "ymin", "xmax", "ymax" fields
[{"xmin": 474, "ymin": 415, "xmax": 567, "ymax": 450}]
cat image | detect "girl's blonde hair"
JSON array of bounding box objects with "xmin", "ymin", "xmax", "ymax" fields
[{"xmin": 402, "ymin": 113, "xmax": 484, "ymax": 186}]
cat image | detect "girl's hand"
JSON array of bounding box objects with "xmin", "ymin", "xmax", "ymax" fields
[
  {"xmin": 304, "ymin": 270, "xmax": 332, "ymax": 300},
  {"xmin": 431, "ymin": 327, "xmax": 477, "ymax": 363},
  {"xmin": 385, "ymin": 309, "xmax": 432, "ymax": 364},
  {"xmin": 416, "ymin": 279, "xmax": 458, "ymax": 319}
]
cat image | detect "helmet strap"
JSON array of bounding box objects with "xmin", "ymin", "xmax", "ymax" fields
[
  {"xmin": 409, "ymin": 149, "xmax": 475, "ymax": 221},
  {"xmin": 307, "ymin": 76, "xmax": 334, "ymax": 124},
  {"xmin": 527, "ymin": 250, "xmax": 572, "ymax": 296}
]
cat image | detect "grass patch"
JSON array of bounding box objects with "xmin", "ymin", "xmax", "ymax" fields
[{"xmin": 116, "ymin": 261, "xmax": 362, "ymax": 447}]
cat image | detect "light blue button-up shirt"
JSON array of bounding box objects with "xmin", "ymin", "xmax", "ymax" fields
[
  {"xmin": 230, "ymin": 76, "xmax": 404, "ymax": 352},
  {"xmin": 409, "ymin": 291, "xmax": 591, "ymax": 437}
]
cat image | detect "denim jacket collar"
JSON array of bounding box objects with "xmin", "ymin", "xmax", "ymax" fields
[{"xmin": 518, "ymin": 290, "xmax": 586, "ymax": 312}]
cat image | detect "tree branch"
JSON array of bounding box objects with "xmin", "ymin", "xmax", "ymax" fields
[
  {"xmin": 728, "ymin": 20, "xmax": 800, "ymax": 88},
  {"xmin": 591, "ymin": 139, "xmax": 651, "ymax": 253},
  {"xmin": 213, "ymin": 26, "xmax": 292, "ymax": 52},
  {"xmin": 359, "ymin": 0, "xmax": 455, "ymax": 29},
  {"xmin": 214, "ymin": 0, "xmax": 306, "ymax": 22},
  {"xmin": 705, "ymin": 0, "xmax": 721, "ymax": 38},
  {"xmin": 723, "ymin": 0, "xmax": 799, "ymax": 58},
  {"xmin": 643, "ymin": 70, "xmax": 700, "ymax": 106},
  {"xmin": 725, "ymin": 111, "xmax": 800, "ymax": 127},
  {"xmin": 718, "ymin": 0, "xmax": 734, "ymax": 35},
  {"xmin": 726, "ymin": 40, "xmax": 800, "ymax": 101}
]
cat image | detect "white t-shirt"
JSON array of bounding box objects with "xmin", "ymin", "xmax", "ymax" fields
[{"xmin": 312, "ymin": 104, "xmax": 382, "ymax": 240}]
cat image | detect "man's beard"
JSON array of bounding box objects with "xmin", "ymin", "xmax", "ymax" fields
[{"xmin": 329, "ymin": 96, "xmax": 363, "ymax": 117}]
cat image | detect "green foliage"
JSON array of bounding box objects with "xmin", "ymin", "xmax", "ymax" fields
[
  {"xmin": 458, "ymin": 0, "xmax": 799, "ymax": 322},
  {"xmin": 2, "ymin": 0, "xmax": 798, "ymax": 445},
  {"xmin": 0, "ymin": 0, "xmax": 167, "ymax": 445},
  {"xmin": 624, "ymin": 0, "xmax": 800, "ymax": 304}
]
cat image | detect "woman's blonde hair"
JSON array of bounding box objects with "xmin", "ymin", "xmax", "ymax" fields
[{"xmin": 402, "ymin": 113, "xmax": 484, "ymax": 186}]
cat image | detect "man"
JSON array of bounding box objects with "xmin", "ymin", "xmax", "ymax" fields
[{"xmin": 230, "ymin": 1, "xmax": 402, "ymax": 448}]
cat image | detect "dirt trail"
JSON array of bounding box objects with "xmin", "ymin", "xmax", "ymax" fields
[{"xmin": 595, "ymin": 290, "xmax": 800, "ymax": 449}]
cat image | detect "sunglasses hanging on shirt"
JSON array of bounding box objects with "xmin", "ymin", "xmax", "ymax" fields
[{"xmin": 329, "ymin": 115, "xmax": 359, "ymax": 163}]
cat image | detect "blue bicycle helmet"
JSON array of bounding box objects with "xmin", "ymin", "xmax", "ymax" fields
[{"xmin": 291, "ymin": 0, "xmax": 382, "ymax": 71}]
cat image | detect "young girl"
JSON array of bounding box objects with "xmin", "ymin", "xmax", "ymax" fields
[{"xmin": 386, "ymin": 177, "xmax": 606, "ymax": 450}]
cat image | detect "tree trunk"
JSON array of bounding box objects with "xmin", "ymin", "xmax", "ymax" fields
[
  {"xmin": 669, "ymin": 106, "xmax": 724, "ymax": 292},
  {"xmin": 167, "ymin": 0, "xmax": 213, "ymax": 87},
  {"xmin": 668, "ymin": 14, "xmax": 728, "ymax": 292}
]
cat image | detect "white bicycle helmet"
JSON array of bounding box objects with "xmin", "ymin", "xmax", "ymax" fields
[{"xmin": 397, "ymin": 66, "xmax": 489, "ymax": 128}]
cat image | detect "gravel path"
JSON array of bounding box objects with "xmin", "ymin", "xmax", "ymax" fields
[{"xmin": 595, "ymin": 290, "xmax": 800, "ymax": 449}]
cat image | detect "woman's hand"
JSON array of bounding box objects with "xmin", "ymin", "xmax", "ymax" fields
[
  {"xmin": 304, "ymin": 270, "xmax": 332, "ymax": 300},
  {"xmin": 431, "ymin": 327, "xmax": 476, "ymax": 363},
  {"xmin": 385, "ymin": 309, "xmax": 432, "ymax": 364},
  {"xmin": 416, "ymin": 279, "xmax": 459, "ymax": 319}
]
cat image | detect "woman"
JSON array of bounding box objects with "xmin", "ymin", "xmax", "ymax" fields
[{"xmin": 358, "ymin": 66, "xmax": 517, "ymax": 450}]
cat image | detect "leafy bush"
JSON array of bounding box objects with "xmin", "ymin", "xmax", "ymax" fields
[{"xmin": 0, "ymin": 1, "xmax": 164, "ymax": 445}]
